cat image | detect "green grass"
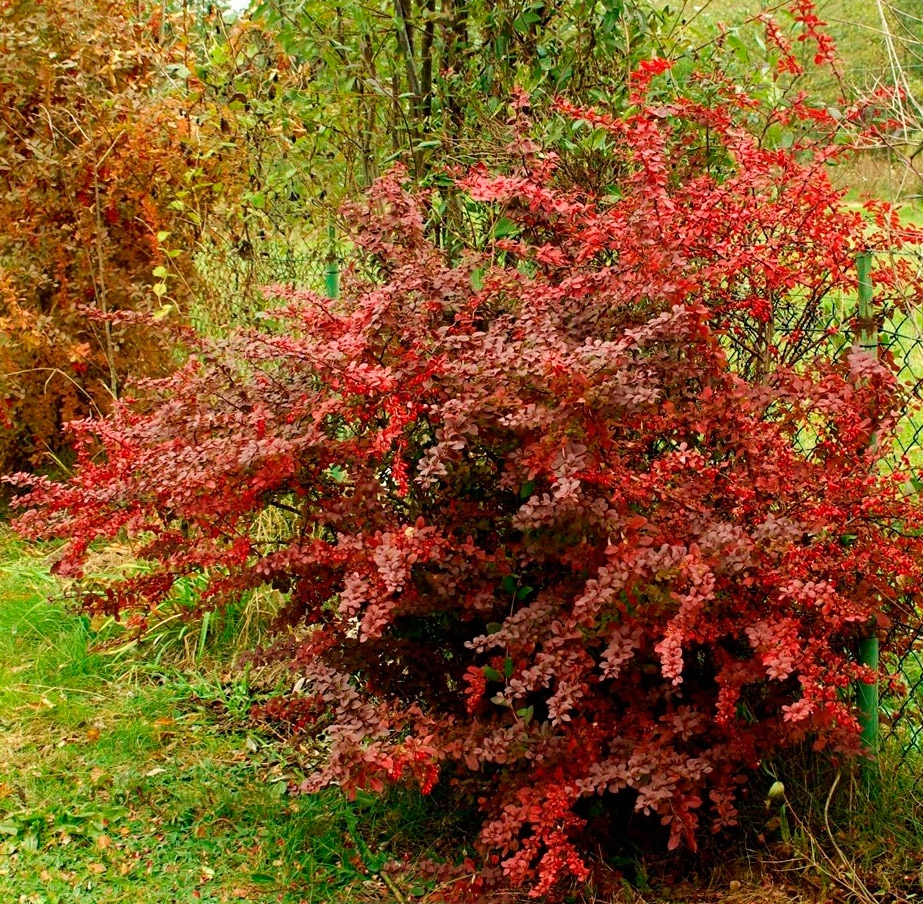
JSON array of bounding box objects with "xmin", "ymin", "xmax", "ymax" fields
[{"xmin": 0, "ymin": 533, "xmax": 395, "ymax": 904}]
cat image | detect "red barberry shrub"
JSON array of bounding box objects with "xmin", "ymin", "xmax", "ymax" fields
[{"xmin": 10, "ymin": 65, "xmax": 923, "ymax": 898}]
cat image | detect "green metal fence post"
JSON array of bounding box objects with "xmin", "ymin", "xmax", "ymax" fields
[
  {"xmin": 325, "ymin": 221, "xmax": 339, "ymax": 301},
  {"xmin": 856, "ymin": 249, "xmax": 880, "ymax": 792}
]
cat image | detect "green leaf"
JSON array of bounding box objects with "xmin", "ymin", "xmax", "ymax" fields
[
  {"xmin": 483, "ymin": 666, "xmax": 503, "ymax": 682},
  {"xmin": 590, "ymin": 129, "xmax": 609, "ymax": 151},
  {"xmin": 501, "ymin": 575, "xmax": 517, "ymax": 595},
  {"xmin": 517, "ymin": 705, "xmax": 534, "ymax": 725},
  {"xmin": 516, "ymin": 586, "xmax": 533, "ymax": 600},
  {"xmin": 167, "ymin": 63, "xmax": 191, "ymax": 80},
  {"xmin": 209, "ymin": 44, "xmax": 229, "ymax": 66},
  {"xmin": 470, "ymin": 268, "xmax": 485, "ymax": 291},
  {"xmin": 503, "ymin": 656, "xmax": 514, "ymax": 679},
  {"xmin": 726, "ymin": 32, "xmax": 749, "ymax": 66},
  {"xmin": 513, "ymin": 10, "xmax": 541, "ymax": 34},
  {"xmin": 270, "ymin": 780, "xmax": 287, "ymax": 797},
  {"xmin": 152, "ymin": 265, "xmax": 169, "ymax": 279},
  {"xmin": 492, "ymin": 217, "xmax": 518, "ymax": 240}
]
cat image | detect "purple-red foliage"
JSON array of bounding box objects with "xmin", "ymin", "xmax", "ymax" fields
[{"xmin": 10, "ymin": 66, "xmax": 923, "ymax": 898}]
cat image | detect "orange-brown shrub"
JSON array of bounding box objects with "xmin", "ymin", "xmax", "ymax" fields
[{"xmin": 0, "ymin": 0, "xmax": 216, "ymax": 472}]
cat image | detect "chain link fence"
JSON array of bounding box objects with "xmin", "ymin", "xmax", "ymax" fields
[
  {"xmin": 755, "ymin": 246, "xmax": 923, "ymax": 778},
  {"xmin": 709, "ymin": 242, "xmax": 923, "ymax": 778},
  {"xmin": 191, "ymin": 242, "xmax": 334, "ymax": 334},
  {"xmin": 873, "ymin": 250, "xmax": 923, "ymax": 775}
]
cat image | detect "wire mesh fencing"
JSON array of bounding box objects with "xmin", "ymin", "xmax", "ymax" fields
[
  {"xmin": 765, "ymin": 246, "xmax": 923, "ymax": 778},
  {"xmin": 745, "ymin": 246, "xmax": 923, "ymax": 777},
  {"xmin": 190, "ymin": 242, "xmax": 334, "ymax": 334},
  {"xmin": 872, "ymin": 249, "xmax": 923, "ymax": 775}
]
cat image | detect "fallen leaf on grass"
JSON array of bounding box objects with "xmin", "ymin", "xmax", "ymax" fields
[{"xmin": 87, "ymin": 862, "xmax": 106, "ymax": 875}]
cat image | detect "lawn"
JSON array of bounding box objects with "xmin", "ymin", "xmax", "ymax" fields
[{"xmin": 0, "ymin": 533, "xmax": 398, "ymax": 904}]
